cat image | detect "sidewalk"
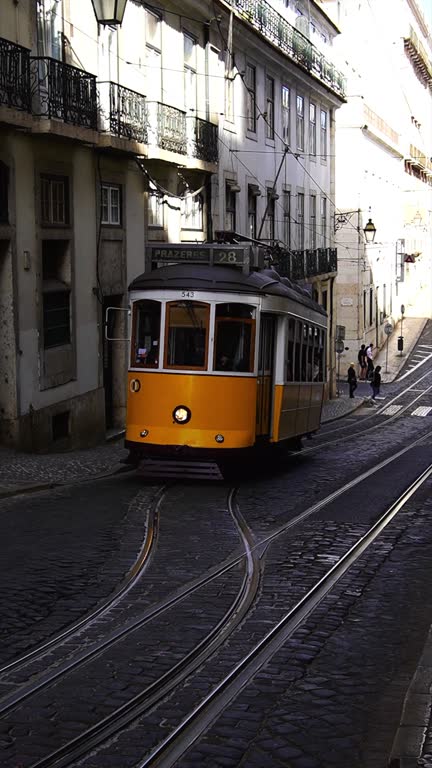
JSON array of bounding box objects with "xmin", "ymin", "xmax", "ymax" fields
[{"xmin": 322, "ymin": 317, "xmax": 428, "ymax": 424}]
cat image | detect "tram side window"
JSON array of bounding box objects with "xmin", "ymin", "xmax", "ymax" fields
[
  {"xmin": 132, "ymin": 300, "xmax": 161, "ymax": 367},
  {"xmin": 214, "ymin": 303, "xmax": 255, "ymax": 372},
  {"xmin": 293, "ymin": 319, "xmax": 302, "ymax": 381},
  {"xmin": 165, "ymin": 301, "xmax": 209, "ymax": 369},
  {"xmin": 286, "ymin": 317, "xmax": 295, "ymax": 381},
  {"xmin": 313, "ymin": 327, "xmax": 324, "ymax": 381}
]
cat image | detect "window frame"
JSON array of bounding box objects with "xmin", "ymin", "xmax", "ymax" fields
[
  {"xmin": 164, "ymin": 300, "xmax": 210, "ymax": 370},
  {"xmin": 296, "ymin": 95, "xmax": 304, "ymax": 151},
  {"xmin": 309, "ymin": 193, "xmax": 316, "ymax": 249},
  {"xmin": 309, "ymin": 102, "xmax": 316, "ymax": 156},
  {"xmin": 40, "ymin": 174, "xmax": 70, "ymax": 227},
  {"xmin": 245, "ymin": 64, "xmax": 257, "ymax": 133},
  {"xmin": 266, "ymin": 75, "xmax": 275, "ymax": 140},
  {"xmin": 131, "ymin": 299, "xmax": 162, "ymax": 369},
  {"xmin": 101, "ymin": 183, "xmax": 122, "ymax": 227},
  {"xmin": 281, "ymin": 85, "xmax": 290, "ymax": 145},
  {"xmin": 320, "ymin": 109, "xmax": 328, "ymax": 161},
  {"xmin": 225, "ymin": 183, "xmax": 236, "ymax": 230},
  {"xmin": 42, "ymin": 287, "xmax": 71, "ymax": 349}
]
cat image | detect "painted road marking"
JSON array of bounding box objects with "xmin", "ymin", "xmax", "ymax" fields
[
  {"xmin": 382, "ymin": 405, "xmax": 403, "ymax": 415},
  {"xmin": 411, "ymin": 406, "xmax": 432, "ymax": 417}
]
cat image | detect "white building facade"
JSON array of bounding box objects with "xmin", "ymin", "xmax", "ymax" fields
[
  {"xmin": 324, "ymin": 0, "xmax": 432, "ymax": 359},
  {"xmin": 0, "ymin": 0, "xmax": 345, "ymax": 451}
]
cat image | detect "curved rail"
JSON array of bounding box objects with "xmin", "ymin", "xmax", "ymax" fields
[{"xmin": 26, "ymin": 488, "xmax": 261, "ymax": 768}]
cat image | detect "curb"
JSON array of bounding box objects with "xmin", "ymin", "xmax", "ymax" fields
[
  {"xmin": 0, "ymin": 462, "xmax": 134, "ymax": 501},
  {"xmin": 321, "ymin": 397, "xmax": 369, "ymax": 424}
]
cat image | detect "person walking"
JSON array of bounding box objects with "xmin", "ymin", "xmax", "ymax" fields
[
  {"xmin": 347, "ymin": 362, "xmax": 358, "ymax": 398},
  {"xmin": 366, "ymin": 343, "xmax": 374, "ymax": 380},
  {"xmin": 357, "ymin": 344, "xmax": 367, "ymax": 380},
  {"xmin": 370, "ymin": 365, "xmax": 381, "ymax": 401}
]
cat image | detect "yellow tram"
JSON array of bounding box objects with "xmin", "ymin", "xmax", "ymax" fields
[{"xmin": 124, "ymin": 253, "xmax": 327, "ymax": 465}]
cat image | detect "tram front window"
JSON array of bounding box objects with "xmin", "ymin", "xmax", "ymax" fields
[
  {"xmin": 132, "ymin": 300, "xmax": 161, "ymax": 367},
  {"xmin": 214, "ymin": 303, "xmax": 255, "ymax": 372},
  {"xmin": 165, "ymin": 301, "xmax": 209, "ymax": 369}
]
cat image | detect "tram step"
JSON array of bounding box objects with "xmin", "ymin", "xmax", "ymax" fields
[{"xmin": 137, "ymin": 458, "xmax": 224, "ymax": 481}]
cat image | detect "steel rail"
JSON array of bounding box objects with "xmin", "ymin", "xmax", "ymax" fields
[
  {"xmin": 0, "ymin": 486, "xmax": 164, "ymax": 679},
  {"xmin": 138, "ymin": 463, "xmax": 432, "ymax": 768},
  {"xmin": 26, "ymin": 489, "xmax": 261, "ymax": 768}
]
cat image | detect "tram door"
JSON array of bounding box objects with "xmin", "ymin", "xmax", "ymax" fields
[{"xmin": 256, "ymin": 314, "xmax": 275, "ymax": 437}]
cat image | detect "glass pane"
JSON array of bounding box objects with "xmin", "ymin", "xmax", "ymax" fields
[
  {"xmin": 43, "ymin": 291, "xmax": 70, "ymax": 348},
  {"xmin": 214, "ymin": 304, "xmax": 255, "ymax": 372},
  {"xmin": 132, "ymin": 300, "xmax": 161, "ymax": 367},
  {"xmin": 166, "ymin": 302, "xmax": 209, "ymax": 368}
]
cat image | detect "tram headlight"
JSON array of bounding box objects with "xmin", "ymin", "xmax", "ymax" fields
[
  {"xmin": 215, "ymin": 434, "xmax": 224, "ymax": 443},
  {"xmin": 173, "ymin": 405, "xmax": 191, "ymax": 424}
]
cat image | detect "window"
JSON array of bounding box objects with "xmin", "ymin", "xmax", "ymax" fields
[
  {"xmin": 42, "ymin": 241, "xmax": 71, "ymax": 349},
  {"xmin": 309, "ymin": 194, "xmax": 316, "ymax": 249},
  {"xmin": 266, "ymin": 76, "xmax": 274, "ymax": 139},
  {"xmin": 132, "ymin": 300, "xmax": 161, "ymax": 367},
  {"xmin": 266, "ymin": 189, "xmax": 276, "ymax": 242},
  {"xmin": 184, "ymin": 33, "xmax": 197, "ymax": 114},
  {"xmin": 145, "ymin": 9, "xmax": 162, "ymax": 102},
  {"xmin": 296, "ymin": 95, "xmax": 304, "ymax": 151},
  {"xmin": 248, "ymin": 186, "xmax": 257, "ymax": 239},
  {"xmin": 181, "ymin": 193, "xmax": 203, "ymax": 230},
  {"xmin": 225, "ymin": 183, "xmax": 236, "ymax": 230},
  {"xmin": 0, "ymin": 161, "xmax": 9, "ymax": 224},
  {"xmin": 41, "ymin": 175, "xmax": 69, "ymax": 226},
  {"xmin": 245, "ymin": 64, "xmax": 256, "ymax": 132},
  {"xmin": 148, "ymin": 181, "xmax": 164, "ymax": 228},
  {"xmin": 214, "ymin": 303, "xmax": 255, "ymax": 372},
  {"xmin": 297, "ymin": 192, "xmax": 304, "ymax": 249},
  {"xmin": 286, "ymin": 317, "xmax": 295, "ymax": 381},
  {"xmin": 369, "ymin": 286, "xmax": 374, "ymax": 326},
  {"xmin": 320, "ymin": 109, "xmax": 327, "ymax": 160},
  {"xmin": 101, "ymin": 184, "xmax": 121, "ymax": 226},
  {"xmin": 165, "ymin": 301, "xmax": 209, "ymax": 369},
  {"xmin": 283, "ymin": 189, "xmax": 291, "ymax": 248},
  {"xmin": 309, "ymin": 103, "xmax": 316, "ymax": 156},
  {"xmin": 320, "ymin": 196, "xmax": 327, "ymax": 246},
  {"xmin": 225, "ymin": 49, "xmax": 234, "ymax": 122},
  {"xmin": 43, "ymin": 291, "xmax": 70, "ymax": 348},
  {"xmin": 281, "ymin": 85, "xmax": 290, "ymax": 145}
]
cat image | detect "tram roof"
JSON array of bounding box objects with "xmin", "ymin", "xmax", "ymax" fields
[{"xmin": 129, "ymin": 264, "xmax": 327, "ymax": 317}]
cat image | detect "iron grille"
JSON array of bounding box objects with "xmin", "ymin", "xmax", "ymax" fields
[
  {"xmin": 0, "ymin": 36, "xmax": 31, "ymax": 112},
  {"xmin": 192, "ymin": 118, "xmax": 218, "ymax": 163},
  {"xmin": 30, "ymin": 57, "xmax": 97, "ymax": 130},
  {"xmin": 108, "ymin": 82, "xmax": 148, "ymax": 143}
]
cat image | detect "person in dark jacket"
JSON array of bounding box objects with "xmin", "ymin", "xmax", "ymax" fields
[
  {"xmin": 370, "ymin": 365, "xmax": 381, "ymax": 400},
  {"xmin": 357, "ymin": 344, "xmax": 367, "ymax": 379},
  {"xmin": 347, "ymin": 362, "xmax": 357, "ymax": 398}
]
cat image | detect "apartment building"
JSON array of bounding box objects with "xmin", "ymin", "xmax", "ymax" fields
[
  {"xmin": 324, "ymin": 0, "xmax": 432, "ymax": 355},
  {"xmin": 0, "ymin": 0, "xmax": 345, "ymax": 451}
]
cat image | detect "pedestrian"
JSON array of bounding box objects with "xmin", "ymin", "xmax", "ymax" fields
[
  {"xmin": 357, "ymin": 344, "xmax": 367, "ymax": 380},
  {"xmin": 347, "ymin": 362, "xmax": 357, "ymax": 398},
  {"xmin": 370, "ymin": 365, "xmax": 381, "ymax": 401},
  {"xmin": 366, "ymin": 343, "xmax": 374, "ymax": 380}
]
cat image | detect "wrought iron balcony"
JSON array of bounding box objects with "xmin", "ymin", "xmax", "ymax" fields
[
  {"xmin": 145, "ymin": 102, "xmax": 187, "ymax": 155},
  {"xmin": 274, "ymin": 247, "xmax": 337, "ymax": 281},
  {"xmin": 191, "ymin": 118, "xmax": 218, "ymax": 163},
  {"xmin": 0, "ymin": 37, "xmax": 31, "ymax": 112},
  {"xmin": 223, "ymin": 0, "xmax": 346, "ymax": 98},
  {"xmin": 30, "ymin": 57, "xmax": 97, "ymax": 130},
  {"xmin": 98, "ymin": 81, "xmax": 148, "ymax": 143}
]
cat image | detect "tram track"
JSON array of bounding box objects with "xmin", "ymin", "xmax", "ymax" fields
[
  {"xmin": 6, "ymin": 429, "xmax": 432, "ymax": 768},
  {"xmin": 20, "ymin": 489, "xmax": 261, "ymax": 768},
  {"xmin": 138, "ymin": 463, "xmax": 432, "ymax": 768},
  {"xmin": 0, "ymin": 487, "xmax": 164, "ymax": 683}
]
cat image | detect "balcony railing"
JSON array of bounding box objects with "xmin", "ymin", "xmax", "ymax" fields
[
  {"xmin": 0, "ymin": 37, "xmax": 31, "ymax": 112},
  {"xmin": 98, "ymin": 81, "xmax": 148, "ymax": 143},
  {"xmin": 191, "ymin": 117, "xmax": 218, "ymax": 163},
  {"xmin": 145, "ymin": 102, "xmax": 187, "ymax": 155},
  {"xmin": 274, "ymin": 247, "xmax": 337, "ymax": 280},
  {"xmin": 224, "ymin": 0, "xmax": 346, "ymax": 98},
  {"xmin": 30, "ymin": 57, "xmax": 97, "ymax": 130}
]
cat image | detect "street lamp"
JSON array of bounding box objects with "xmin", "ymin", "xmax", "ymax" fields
[
  {"xmin": 334, "ymin": 210, "xmax": 377, "ymax": 243},
  {"xmin": 90, "ymin": 0, "xmax": 127, "ymax": 24},
  {"xmin": 363, "ymin": 218, "xmax": 377, "ymax": 243}
]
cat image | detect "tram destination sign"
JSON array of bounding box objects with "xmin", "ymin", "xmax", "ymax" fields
[{"xmin": 149, "ymin": 243, "xmax": 253, "ymax": 267}]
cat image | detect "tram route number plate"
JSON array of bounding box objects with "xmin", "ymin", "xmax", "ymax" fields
[{"xmin": 149, "ymin": 245, "xmax": 247, "ymax": 265}]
